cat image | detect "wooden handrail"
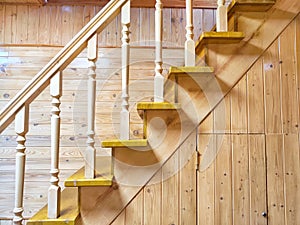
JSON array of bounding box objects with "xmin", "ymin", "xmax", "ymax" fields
[{"xmin": 0, "ymin": 0, "xmax": 129, "ymax": 133}]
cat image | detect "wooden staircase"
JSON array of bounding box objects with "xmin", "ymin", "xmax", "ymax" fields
[{"xmin": 1, "ymin": 0, "xmax": 299, "ymax": 224}]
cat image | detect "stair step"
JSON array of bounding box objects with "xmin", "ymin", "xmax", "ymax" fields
[
  {"xmin": 64, "ymin": 167, "xmax": 113, "ymax": 187},
  {"xmin": 101, "ymin": 139, "xmax": 148, "ymax": 148},
  {"xmin": 228, "ymin": 0, "xmax": 275, "ymax": 15},
  {"xmin": 137, "ymin": 102, "xmax": 181, "ymax": 110},
  {"xmin": 196, "ymin": 31, "xmax": 245, "ymax": 55},
  {"xmin": 168, "ymin": 66, "xmax": 214, "ymax": 79},
  {"xmin": 27, "ymin": 188, "xmax": 79, "ymax": 225},
  {"xmin": 198, "ymin": 31, "xmax": 245, "ymax": 45}
]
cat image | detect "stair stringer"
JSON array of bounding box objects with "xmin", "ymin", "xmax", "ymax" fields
[{"xmin": 71, "ymin": 1, "xmax": 300, "ymax": 224}]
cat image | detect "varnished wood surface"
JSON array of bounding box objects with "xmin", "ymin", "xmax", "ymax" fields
[
  {"xmin": 0, "ymin": 0, "xmax": 231, "ymax": 8},
  {"xmin": 109, "ymin": 13, "xmax": 300, "ymax": 225},
  {"xmin": 0, "ymin": 4, "xmax": 216, "ymax": 46}
]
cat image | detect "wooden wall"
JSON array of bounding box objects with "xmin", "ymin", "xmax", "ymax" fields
[
  {"xmin": 0, "ymin": 4, "xmax": 216, "ymax": 47},
  {"xmin": 0, "ymin": 3, "xmax": 217, "ymax": 222},
  {"xmin": 110, "ymin": 14, "xmax": 300, "ymax": 225}
]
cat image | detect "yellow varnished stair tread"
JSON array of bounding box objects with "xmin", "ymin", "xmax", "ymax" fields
[
  {"xmin": 101, "ymin": 139, "xmax": 148, "ymax": 148},
  {"xmin": 64, "ymin": 167, "xmax": 113, "ymax": 187},
  {"xmin": 167, "ymin": 66, "xmax": 214, "ymax": 79},
  {"xmin": 137, "ymin": 102, "xmax": 181, "ymax": 110},
  {"xmin": 27, "ymin": 188, "xmax": 79, "ymax": 225},
  {"xmin": 228, "ymin": 0, "xmax": 275, "ymax": 13},
  {"xmin": 198, "ymin": 31, "xmax": 245, "ymax": 44}
]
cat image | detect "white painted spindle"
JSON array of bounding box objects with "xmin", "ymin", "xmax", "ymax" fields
[
  {"xmin": 13, "ymin": 106, "xmax": 29, "ymax": 225},
  {"xmin": 185, "ymin": 0, "xmax": 195, "ymax": 66},
  {"xmin": 85, "ymin": 34, "xmax": 98, "ymax": 179},
  {"xmin": 154, "ymin": 0, "xmax": 164, "ymax": 102},
  {"xmin": 216, "ymin": 0, "xmax": 228, "ymax": 32},
  {"xmin": 120, "ymin": 1, "xmax": 130, "ymax": 140},
  {"xmin": 48, "ymin": 71, "xmax": 62, "ymax": 219}
]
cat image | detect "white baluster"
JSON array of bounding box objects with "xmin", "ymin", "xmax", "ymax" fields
[
  {"xmin": 48, "ymin": 71, "xmax": 62, "ymax": 218},
  {"xmin": 85, "ymin": 34, "xmax": 98, "ymax": 179},
  {"xmin": 120, "ymin": 1, "xmax": 130, "ymax": 140},
  {"xmin": 185, "ymin": 0, "xmax": 195, "ymax": 66},
  {"xmin": 216, "ymin": 0, "xmax": 228, "ymax": 32},
  {"xmin": 154, "ymin": 0, "xmax": 164, "ymax": 102},
  {"xmin": 13, "ymin": 106, "xmax": 29, "ymax": 225}
]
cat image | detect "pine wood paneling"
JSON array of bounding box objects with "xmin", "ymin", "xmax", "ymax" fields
[
  {"xmin": 279, "ymin": 20, "xmax": 299, "ymax": 134},
  {"xmin": 263, "ymin": 39, "xmax": 282, "ymax": 134},
  {"xmin": 195, "ymin": 14, "xmax": 300, "ymax": 225},
  {"xmin": 0, "ymin": 5, "xmax": 216, "ymax": 46}
]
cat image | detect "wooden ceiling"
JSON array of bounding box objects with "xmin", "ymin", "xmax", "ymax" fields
[{"xmin": 0, "ymin": 0, "xmax": 224, "ymax": 8}]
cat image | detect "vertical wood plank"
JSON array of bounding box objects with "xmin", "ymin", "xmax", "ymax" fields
[
  {"xmin": 203, "ymin": 9, "xmax": 214, "ymax": 31},
  {"xmin": 249, "ymin": 135, "xmax": 267, "ymax": 225},
  {"xmin": 149, "ymin": 8, "xmax": 155, "ymax": 45},
  {"xmin": 16, "ymin": 5, "xmax": 28, "ymax": 44},
  {"xmin": 72, "ymin": 6, "xmax": 84, "ymax": 36},
  {"xmin": 130, "ymin": 8, "xmax": 140, "ymax": 46},
  {"xmin": 162, "ymin": 150, "xmax": 179, "ymax": 225},
  {"xmin": 171, "ymin": 9, "xmax": 184, "ymax": 47},
  {"xmin": 27, "ymin": 6, "xmax": 39, "ymax": 44},
  {"xmin": 106, "ymin": 18, "xmax": 117, "ymax": 47},
  {"xmin": 283, "ymin": 134, "xmax": 300, "ymax": 225},
  {"xmin": 50, "ymin": 6, "xmax": 62, "ymax": 46},
  {"xmin": 263, "ymin": 39, "xmax": 282, "ymax": 134},
  {"xmin": 0, "ymin": 5, "xmax": 5, "ymax": 44},
  {"xmin": 38, "ymin": 5, "xmax": 50, "ymax": 45},
  {"xmin": 162, "ymin": 8, "xmax": 171, "ymax": 46},
  {"xmin": 125, "ymin": 190, "xmax": 143, "ymax": 225},
  {"xmin": 247, "ymin": 58, "xmax": 264, "ymax": 133},
  {"xmin": 4, "ymin": 5, "xmax": 17, "ymax": 44},
  {"xmin": 198, "ymin": 134, "xmax": 214, "ymax": 225},
  {"xmin": 296, "ymin": 15, "xmax": 300, "ymax": 132},
  {"xmin": 193, "ymin": 9, "xmax": 203, "ymax": 42},
  {"xmin": 139, "ymin": 8, "xmax": 149, "ymax": 46},
  {"xmin": 144, "ymin": 170, "xmax": 161, "ymax": 225},
  {"xmin": 231, "ymin": 76, "xmax": 248, "ymax": 134},
  {"xmin": 280, "ymin": 20, "xmax": 299, "ymax": 134},
  {"xmin": 83, "ymin": 5, "xmax": 95, "ymax": 25},
  {"xmin": 214, "ymin": 95, "xmax": 231, "ymax": 134},
  {"xmin": 61, "ymin": 5, "xmax": 74, "ymax": 45},
  {"xmin": 214, "ymin": 134, "xmax": 232, "ymax": 225},
  {"xmin": 232, "ymin": 134, "xmax": 249, "ymax": 225},
  {"xmin": 266, "ymin": 135, "xmax": 285, "ymax": 225},
  {"xmin": 180, "ymin": 147, "xmax": 197, "ymax": 225}
]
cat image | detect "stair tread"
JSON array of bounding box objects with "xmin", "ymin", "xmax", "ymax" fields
[
  {"xmin": 65, "ymin": 166, "xmax": 113, "ymax": 187},
  {"xmin": 137, "ymin": 102, "xmax": 181, "ymax": 110},
  {"xmin": 228, "ymin": 0, "xmax": 276, "ymax": 14},
  {"xmin": 27, "ymin": 187, "xmax": 79, "ymax": 225},
  {"xmin": 169, "ymin": 66, "xmax": 214, "ymax": 74},
  {"xmin": 101, "ymin": 138, "xmax": 148, "ymax": 148}
]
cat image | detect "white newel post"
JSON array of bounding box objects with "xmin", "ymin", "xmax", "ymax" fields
[
  {"xmin": 48, "ymin": 71, "xmax": 62, "ymax": 219},
  {"xmin": 154, "ymin": 0, "xmax": 164, "ymax": 102},
  {"xmin": 120, "ymin": 1, "xmax": 131, "ymax": 140},
  {"xmin": 85, "ymin": 34, "xmax": 98, "ymax": 179},
  {"xmin": 13, "ymin": 105, "xmax": 29, "ymax": 225},
  {"xmin": 185, "ymin": 0, "xmax": 195, "ymax": 66},
  {"xmin": 216, "ymin": 0, "xmax": 228, "ymax": 32}
]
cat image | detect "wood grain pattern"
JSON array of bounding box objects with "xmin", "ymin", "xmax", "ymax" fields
[
  {"xmin": 279, "ymin": 20, "xmax": 299, "ymax": 134},
  {"xmin": 0, "ymin": 5, "xmax": 216, "ymax": 47}
]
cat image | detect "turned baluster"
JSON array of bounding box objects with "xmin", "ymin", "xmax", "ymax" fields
[
  {"xmin": 120, "ymin": 1, "xmax": 131, "ymax": 140},
  {"xmin": 185, "ymin": 0, "xmax": 195, "ymax": 66},
  {"xmin": 48, "ymin": 71, "xmax": 62, "ymax": 218},
  {"xmin": 85, "ymin": 34, "xmax": 98, "ymax": 179},
  {"xmin": 154, "ymin": 0, "xmax": 164, "ymax": 102},
  {"xmin": 216, "ymin": 0, "xmax": 228, "ymax": 32},
  {"xmin": 13, "ymin": 106, "xmax": 29, "ymax": 225}
]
